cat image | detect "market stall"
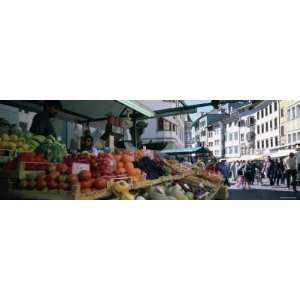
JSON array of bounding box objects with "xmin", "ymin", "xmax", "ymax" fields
[{"xmin": 0, "ymin": 100, "xmax": 227, "ymax": 200}]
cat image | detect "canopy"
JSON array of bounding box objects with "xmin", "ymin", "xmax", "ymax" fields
[
  {"xmin": 270, "ymin": 149, "xmax": 296, "ymax": 158},
  {"xmin": 160, "ymin": 147, "xmax": 211, "ymax": 155},
  {"xmin": 0, "ymin": 100, "xmax": 155, "ymax": 123}
]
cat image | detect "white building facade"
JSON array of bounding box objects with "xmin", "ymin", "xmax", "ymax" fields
[
  {"xmin": 140, "ymin": 100, "xmax": 186, "ymax": 149},
  {"xmin": 254, "ymin": 100, "xmax": 280, "ymax": 155}
]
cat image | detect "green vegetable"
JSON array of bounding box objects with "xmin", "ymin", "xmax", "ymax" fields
[{"xmin": 186, "ymin": 192, "xmax": 194, "ymax": 200}]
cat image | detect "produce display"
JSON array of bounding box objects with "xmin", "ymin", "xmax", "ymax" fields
[{"xmin": 0, "ymin": 116, "xmax": 227, "ymax": 200}]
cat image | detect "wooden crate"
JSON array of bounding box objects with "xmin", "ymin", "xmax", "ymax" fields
[{"xmin": 7, "ymin": 184, "xmax": 112, "ymax": 200}]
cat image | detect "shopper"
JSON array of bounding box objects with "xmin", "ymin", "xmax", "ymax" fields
[
  {"xmin": 30, "ymin": 100, "xmax": 62, "ymax": 138},
  {"xmin": 230, "ymin": 161, "xmax": 237, "ymax": 182},
  {"xmin": 273, "ymin": 159, "xmax": 283, "ymax": 186},
  {"xmin": 243, "ymin": 161, "xmax": 252, "ymax": 190},
  {"xmin": 218, "ymin": 160, "xmax": 231, "ymax": 186},
  {"xmin": 236, "ymin": 162, "xmax": 245, "ymax": 188},
  {"xmin": 284, "ymin": 153, "xmax": 298, "ymax": 192},
  {"xmin": 279, "ymin": 158, "xmax": 286, "ymax": 185},
  {"xmin": 263, "ymin": 156, "xmax": 275, "ymax": 186}
]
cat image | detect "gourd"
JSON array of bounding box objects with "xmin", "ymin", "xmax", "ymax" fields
[
  {"xmin": 166, "ymin": 186, "xmax": 189, "ymax": 200},
  {"xmin": 113, "ymin": 180, "xmax": 135, "ymax": 200},
  {"xmin": 146, "ymin": 187, "xmax": 170, "ymax": 200},
  {"xmin": 186, "ymin": 192, "xmax": 194, "ymax": 200}
]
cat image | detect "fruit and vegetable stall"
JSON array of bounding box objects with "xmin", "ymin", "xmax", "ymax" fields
[{"xmin": 0, "ymin": 101, "xmax": 228, "ymax": 200}]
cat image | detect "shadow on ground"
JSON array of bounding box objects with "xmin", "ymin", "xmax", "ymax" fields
[{"xmin": 229, "ymin": 188, "xmax": 300, "ymax": 200}]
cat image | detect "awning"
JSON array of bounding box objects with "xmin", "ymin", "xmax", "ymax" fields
[
  {"xmin": 160, "ymin": 147, "xmax": 211, "ymax": 155},
  {"xmin": 270, "ymin": 149, "xmax": 296, "ymax": 158},
  {"xmin": 0, "ymin": 100, "xmax": 155, "ymax": 123}
]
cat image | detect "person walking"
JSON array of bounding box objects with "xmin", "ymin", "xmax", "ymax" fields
[
  {"xmin": 236, "ymin": 161, "xmax": 245, "ymax": 189},
  {"xmin": 284, "ymin": 153, "xmax": 298, "ymax": 192},
  {"xmin": 263, "ymin": 156, "xmax": 275, "ymax": 186},
  {"xmin": 243, "ymin": 161, "xmax": 253, "ymax": 190},
  {"xmin": 219, "ymin": 160, "xmax": 231, "ymax": 187},
  {"xmin": 273, "ymin": 159, "xmax": 283, "ymax": 186},
  {"xmin": 279, "ymin": 158, "xmax": 286, "ymax": 185}
]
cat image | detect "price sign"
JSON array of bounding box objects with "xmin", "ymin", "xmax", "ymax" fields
[{"xmin": 72, "ymin": 163, "xmax": 90, "ymax": 175}]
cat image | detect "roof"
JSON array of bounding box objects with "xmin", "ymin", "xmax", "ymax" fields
[{"xmin": 161, "ymin": 147, "xmax": 211, "ymax": 155}]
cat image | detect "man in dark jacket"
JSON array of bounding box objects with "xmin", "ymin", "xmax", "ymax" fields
[{"xmin": 30, "ymin": 101, "xmax": 62, "ymax": 138}]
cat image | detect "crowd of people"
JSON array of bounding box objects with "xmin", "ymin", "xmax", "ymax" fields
[{"xmin": 206, "ymin": 153, "xmax": 298, "ymax": 192}]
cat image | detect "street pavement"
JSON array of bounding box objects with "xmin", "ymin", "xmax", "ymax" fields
[{"xmin": 228, "ymin": 179, "xmax": 300, "ymax": 200}]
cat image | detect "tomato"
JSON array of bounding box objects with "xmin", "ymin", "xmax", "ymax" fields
[
  {"xmin": 59, "ymin": 182, "xmax": 70, "ymax": 191},
  {"xmin": 56, "ymin": 163, "xmax": 69, "ymax": 174},
  {"xmin": 48, "ymin": 165, "xmax": 57, "ymax": 173},
  {"xmin": 94, "ymin": 178, "xmax": 107, "ymax": 190},
  {"xmin": 79, "ymin": 170, "xmax": 92, "ymax": 181},
  {"xmin": 81, "ymin": 180, "xmax": 93, "ymax": 189},
  {"xmin": 36, "ymin": 179, "xmax": 47, "ymax": 190},
  {"xmin": 47, "ymin": 171, "xmax": 60, "ymax": 181},
  {"xmin": 47, "ymin": 180, "xmax": 58, "ymax": 190}
]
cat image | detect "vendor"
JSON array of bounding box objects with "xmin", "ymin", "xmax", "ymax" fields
[
  {"xmin": 30, "ymin": 100, "xmax": 62, "ymax": 138},
  {"xmin": 81, "ymin": 134, "xmax": 97, "ymax": 154}
]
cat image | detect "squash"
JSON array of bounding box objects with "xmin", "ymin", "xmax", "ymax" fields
[
  {"xmin": 113, "ymin": 180, "xmax": 135, "ymax": 200},
  {"xmin": 113, "ymin": 180, "xmax": 130, "ymax": 193},
  {"xmin": 146, "ymin": 187, "xmax": 170, "ymax": 200}
]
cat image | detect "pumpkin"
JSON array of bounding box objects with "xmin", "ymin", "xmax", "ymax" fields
[{"xmin": 121, "ymin": 154, "xmax": 131, "ymax": 163}]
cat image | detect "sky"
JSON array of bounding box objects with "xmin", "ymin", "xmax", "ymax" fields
[{"xmin": 185, "ymin": 100, "xmax": 212, "ymax": 121}]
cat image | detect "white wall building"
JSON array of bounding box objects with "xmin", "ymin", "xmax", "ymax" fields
[
  {"xmin": 254, "ymin": 100, "xmax": 280, "ymax": 155},
  {"xmin": 224, "ymin": 117, "xmax": 241, "ymax": 159},
  {"xmin": 139, "ymin": 100, "xmax": 186, "ymax": 149}
]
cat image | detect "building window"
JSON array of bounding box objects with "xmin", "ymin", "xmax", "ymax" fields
[
  {"xmin": 297, "ymin": 105, "xmax": 300, "ymax": 118},
  {"xmin": 262, "ymin": 140, "xmax": 264, "ymax": 148},
  {"xmin": 257, "ymin": 126, "xmax": 260, "ymax": 134},
  {"xmin": 265, "ymin": 107, "xmax": 268, "ymax": 116},
  {"xmin": 234, "ymin": 132, "xmax": 238, "ymax": 140},
  {"xmin": 293, "ymin": 133, "xmax": 296, "ymax": 142},
  {"xmin": 269, "ymin": 104, "xmax": 272, "ymax": 114},
  {"xmin": 270, "ymin": 120, "xmax": 273, "ymax": 130},
  {"xmin": 241, "ymin": 134, "xmax": 245, "ymax": 142},
  {"xmin": 281, "ymin": 108, "xmax": 284, "ymax": 117},
  {"xmin": 229, "ymin": 133, "xmax": 233, "ymax": 141},
  {"xmin": 266, "ymin": 122, "xmax": 269, "ymax": 132},
  {"xmin": 274, "ymin": 101, "xmax": 278, "ymax": 111},
  {"xmin": 287, "ymin": 109, "xmax": 291, "ymax": 121},
  {"xmin": 274, "ymin": 118, "xmax": 278, "ymax": 129},
  {"xmin": 229, "ymin": 147, "xmax": 233, "ymax": 154},
  {"xmin": 270, "ymin": 137, "xmax": 273, "ymax": 147},
  {"xmin": 266, "ymin": 139, "xmax": 269, "ymax": 148},
  {"xmin": 229, "ymin": 122, "xmax": 232, "ymax": 127},
  {"xmin": 280, "ymin": 126, "xmax": 284, "ymax": 136},
  {"xmin": 257, "ymin": 111, "xmax": 260, "ymax": 120},
  {"xmin": 234, "ymin": 146, "xmax": 238, "ymax": 153},
  {"xmin": 261, "ymin": 110, "xmax": 264, "ymax": 118},
  {"xmin": 257, "ymin": 141, "xmax": 260, "ymax": 149},
  {"xmin": 224, "ymin": 134, "xmax": 227, "ymax": 141},
  {"xmin": 275, "ymin": 137, "xmax": 278, "ymax": 146},
  {"xmin": 297, "ymin": 132, "xmax": 300, "ymax": 141},
  {"xmin": 288, "ymin": 134, "xmax": 291, "ymax": 143},
  {"xmin": 262, "ymin": 124, "xmax": 264, "ymax": 133},
  {"xmin": 292, "ymin": 107, "xmax": 296, "ymax": 120}
]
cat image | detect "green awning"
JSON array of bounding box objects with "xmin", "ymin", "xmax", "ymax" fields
[
  {"xmin": 116, "ymin": 100, "xmax": 156, "ymax": 118},
  {"xmin": 161, "ymin": 147, "xmax": 211, "ymax": 155}
]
